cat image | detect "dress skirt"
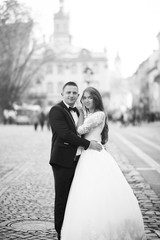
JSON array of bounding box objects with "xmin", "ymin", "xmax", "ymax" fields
[{"xmin": 61, "ymin": 148, "xmax": 146, "ymax": 240}]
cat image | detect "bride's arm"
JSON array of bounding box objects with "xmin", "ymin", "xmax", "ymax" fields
[{"xmin": 77, "ymin": 111, "xmax": 105, "ymax": 135}]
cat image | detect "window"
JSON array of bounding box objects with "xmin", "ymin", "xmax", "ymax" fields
[
  {"xmin": 47, "ymin": 82, "xmax": 53, "ymax": 93},
  {"xmin": 46, "ymin": 64, "xmax": 53, "ymax": 74},
  {"xmin": 36, "ymin": 78, "xmax": 41, "ymax": 84},
  {"xmin": 36, "ymin": 75, "xmax": 44, "ymax": 85},
  {"xmin": 82, "ymin": 63, "xmax": 88, "ymax": 72},
  {"xmin": 57, "ymin": 64, "xmax": 64, "ymax": 74},
  {"xmin": 58, "ymin": 81, "xmax": 63, "ymax": 92},
  {"xmin": 63, "ymin": 24, "xmax": 66, "ymax": 32},
  {"xmin": 71, "ymin": 63, "xmax": 77, "ymax": 74},
  {"xmin": 56, "ymin": 24, "xmax": 59, "ymax": 31},
  {"xmin": 93, "ymin": 63, "xmax": 99, "ymax": 73}
]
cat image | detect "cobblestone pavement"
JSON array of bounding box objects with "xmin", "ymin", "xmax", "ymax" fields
[{"xmin": 0, "ymin": 125, "xmax": 160, "ymax": 239}]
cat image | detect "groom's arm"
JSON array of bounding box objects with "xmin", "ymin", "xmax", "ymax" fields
[{"xmin": 49, "ymin": 106, "xmax": 90, "ymax": 149}]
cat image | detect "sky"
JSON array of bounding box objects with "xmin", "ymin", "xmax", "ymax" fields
[{"xmin": 6, "ymin": 0, "xmax": 160, "ymax": 77}]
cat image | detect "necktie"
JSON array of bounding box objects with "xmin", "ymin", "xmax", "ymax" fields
[{"xmin": 68, "ymin": 107, "xmax": 77, "ymax": 112}]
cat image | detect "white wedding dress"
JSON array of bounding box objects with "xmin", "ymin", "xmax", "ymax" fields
[{"xmin": 61, "ymin": 111, "xmax": 146, "ymax": 240}]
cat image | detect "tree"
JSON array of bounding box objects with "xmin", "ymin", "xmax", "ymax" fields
[{"xmin": 0, "ymin": 0, "xmax": 46, "ymax": 114}]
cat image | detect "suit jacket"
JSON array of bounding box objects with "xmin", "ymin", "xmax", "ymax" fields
[{"xmin": 49, "ymin": 101, "xmax": 90, "ymax": 168}]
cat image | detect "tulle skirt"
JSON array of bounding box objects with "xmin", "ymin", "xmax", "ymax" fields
[{"xmin": 61, "ymin": 148, "xmax": 146, "ymax": 240}]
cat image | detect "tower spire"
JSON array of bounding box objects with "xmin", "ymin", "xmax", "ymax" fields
[
  {"xmin": 59, "ymin": 0, "xmax": 64, "ymax": 11},
  {"xmin": 53, "ymin": 0, "xmax": 71, "ymax": 52}
]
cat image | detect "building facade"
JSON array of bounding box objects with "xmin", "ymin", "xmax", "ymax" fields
[
  {"xmin": 127, "ymin": 33, "xmax": 160, "ymax": 121},
  {"xmin": 30, "ymin": 0, "xmax": 110, "ymax": 107}
]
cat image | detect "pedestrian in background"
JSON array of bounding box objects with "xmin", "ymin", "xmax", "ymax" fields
[
  {"xmin": 33, "ymin": 110, "xmax": 40, "ymax": 131},
  {"xmin": 39, "ymin": 111, "xmax": 46, "ymax": 130}
]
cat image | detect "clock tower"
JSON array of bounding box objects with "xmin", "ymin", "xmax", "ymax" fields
[{"xmin": 53, "ymin": 0, "xmax": 71, "ymax": 52}]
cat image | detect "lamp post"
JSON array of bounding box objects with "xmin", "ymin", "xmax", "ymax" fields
[{"xmin": 83, "ymin": 67, "xmax": 94, "ymax": 86}]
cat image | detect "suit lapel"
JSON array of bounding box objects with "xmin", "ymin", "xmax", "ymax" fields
[{"xmin": 59, "ymin": 101, "xmax": 77, "ymax": 131}]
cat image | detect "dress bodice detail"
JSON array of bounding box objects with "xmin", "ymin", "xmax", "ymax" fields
[{"xmin": 77, "ymin": 111, "xmax": 105, "ymax": 142}]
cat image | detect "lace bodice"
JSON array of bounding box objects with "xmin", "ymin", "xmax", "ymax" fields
[{"xmin": 77, "ymin": 111, "xmax": 105, "ymax": 142}]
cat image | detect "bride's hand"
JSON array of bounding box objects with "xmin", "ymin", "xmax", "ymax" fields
[
  {"xmin": 77, "ymin": 106, "xmax": 85, "ymax": 127},
  {"xmin": 77, "ymin": 107, "xmax": 84, "ymax": 116}
]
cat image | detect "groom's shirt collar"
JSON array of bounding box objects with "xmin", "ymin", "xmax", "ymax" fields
[{"xmin": 63, "ymin": 100, "xmax": 75, "ymax": 109}]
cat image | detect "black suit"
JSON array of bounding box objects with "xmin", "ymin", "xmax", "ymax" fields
[{"xmin": 49, "ymin": 101, "xmax": 90, "ymax": 238}]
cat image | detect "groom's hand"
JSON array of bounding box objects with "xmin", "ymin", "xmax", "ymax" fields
[{"xmin": 89, "ymin": 140, "xmax": 102, "ymax": 151}]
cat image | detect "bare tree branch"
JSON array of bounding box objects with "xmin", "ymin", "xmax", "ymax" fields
[{"xmin": 0, "ymin": 0, "xmax": 47, "ymax": 110}]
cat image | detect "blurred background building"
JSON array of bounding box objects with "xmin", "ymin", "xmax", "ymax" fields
[
  {"xmin": 29, "ymin": 0, "xmax": 111, "ymax": 108},
  {"xmin": 25, "ymin": 0, "xmax": 160, "ymax": 122},
  {"xmin": 125, "ymin": 32, "xmax": 160, "ymax": 122},
  {"xmin": 1, "ymin": 0, "xmax": 160, "ymax": 124}
]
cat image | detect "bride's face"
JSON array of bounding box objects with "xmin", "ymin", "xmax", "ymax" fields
[{"xmin": 82, "ymin": 91, "xmax": 94, "ymax": 112}]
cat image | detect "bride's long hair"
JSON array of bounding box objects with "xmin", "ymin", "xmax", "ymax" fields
[{"xmin": 81, "ymin": 87, "xmax": 109, "ymax": 144}]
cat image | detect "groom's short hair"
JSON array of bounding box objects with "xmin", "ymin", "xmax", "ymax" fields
[{"xmin": 63, "ymin": 81, "xmax": 78, "ymax": 91}]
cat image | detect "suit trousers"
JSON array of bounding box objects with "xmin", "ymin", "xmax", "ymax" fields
[{"xmin": 52, "ymin": 158, "xmax": 79, "ymax": 236}]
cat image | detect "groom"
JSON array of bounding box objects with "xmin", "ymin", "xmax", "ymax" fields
[{"xmin": 49, "ymin": 81, "xmax": 102, "ymax": 240}]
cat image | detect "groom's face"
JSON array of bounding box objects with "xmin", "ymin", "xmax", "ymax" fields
[{"xmin": 62, "ymin": 85, "xmax": 79, "ymax": 107}]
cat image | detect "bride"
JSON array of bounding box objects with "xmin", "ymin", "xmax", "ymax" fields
[{"xmin": 61, "ymin": 87, "xmax": 146, "ymax": 240}]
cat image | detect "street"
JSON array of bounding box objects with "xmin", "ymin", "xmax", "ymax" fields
[
  {"xmin": 109, "ymin": 121, "xmax": 160, "ymax": 197},
  {"xmin": 0, "ymin": 123, "xmax": 160, "ymax": 239}
]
